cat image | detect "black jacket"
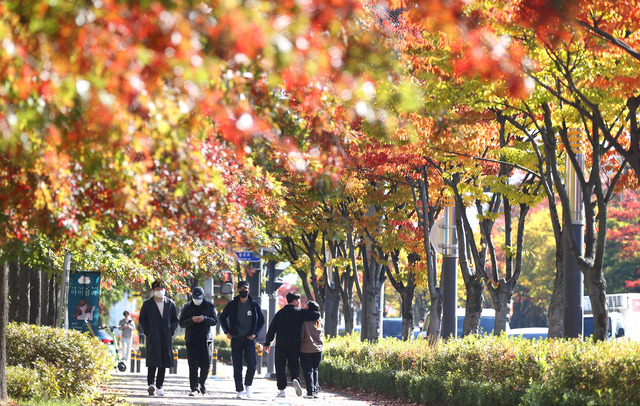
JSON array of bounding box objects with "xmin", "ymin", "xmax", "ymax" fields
[
  {"xmin": 139, "ymin": 296, "xmax": 179, "ymax": 368},
  {"xmin": 219, "ymin": 295, "xmax": 265, "ymax": 338},
  {"xmin": 264, "ymin": 305, "xmax": 320, "ymax": 348},
  {"xmin": 178, "ymin": 299, "xmax": 218, "ymax": 345}
]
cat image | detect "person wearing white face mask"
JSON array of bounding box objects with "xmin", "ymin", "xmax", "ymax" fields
[
  {"xmin": 179, "ymin": 286, "xmax": 218, "ymax": 396},
  {"xmin": 139, "ymin": 280, "xmax": 179, "ymax": 397}
]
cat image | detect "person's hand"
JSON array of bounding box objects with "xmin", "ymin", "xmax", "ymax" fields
[
  {"xmin": 263, "ymin": 345, "xmax": 270, "ymax": 353},
  {"xmin": 248, "ymin": 334, "xmax": 256, "ymax": 340},
  {"xmin": 192, "ymin": 315, "xmax": 204, "ymax": 323},
  {"xmin": 226, "ymin": 333, "xmax": 232, "ymax": 340}
]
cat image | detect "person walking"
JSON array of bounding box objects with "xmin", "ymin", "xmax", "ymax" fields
[
  {"xmin": 219, "ymin": 280, "xmax": 265, "ymax": 399},
  {"xmin": 179, "ymin": 286, "xmax": 218, "ymax": 396},
  {"xmin": 118, "ymin": 310, "xmax": 135, "ymax": 361},
  {"xmin": 263, "ymin": 291, "xmax": 320, "ymax": 398},
  {"xmin": 300, "ymin": 301, "xmax": 324, "ymax": 399},
  {"xmin": 138, "ymin": 280, "xmax": 179, "ymax": 397}
]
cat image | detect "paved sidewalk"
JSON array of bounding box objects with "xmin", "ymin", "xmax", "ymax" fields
[{"xmin": 106, "ymin": 359, "xmax": 380, "ymax": 405}]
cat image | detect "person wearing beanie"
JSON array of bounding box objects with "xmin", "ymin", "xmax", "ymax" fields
[
  {"xmin": 138, "ymin": 280, "xmax": 179, "ymax": 397},
  {"xmin": 219, "ymin": 280, "xmax": 265, "ymax": 399},
  {"xmin": 179, "ymin": 286, "xmax": 218, "ymax": 396}
]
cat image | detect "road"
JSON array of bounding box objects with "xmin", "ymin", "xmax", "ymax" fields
[{"xmin": 105, "ymin": 359, "xmax": 392, "ymax": 405}]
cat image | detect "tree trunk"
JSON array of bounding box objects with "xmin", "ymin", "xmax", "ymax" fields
[
  {"xmin": 462, "ymin": 278, "xmax": 485, "ymax": 336},
  {"xmin": 399, "ymin": 287, "xmax": 415, "ymax": 340},
  {"xmin": 8, "ymin": 262, "xmax": 19, "ymax": 322},
  {"xmin": 360, "ymin": 245, "xmax": 385, "ymax": 341},
  {"xmin": 47, "ymin": 275, "xmax": 58, "ymax": 327},
  {"xmin": 338, "ymin": 265, "xmax": 356, "ymax": 334},
  {"xmin": 426, "ymin": 290, "xmax": 443, "ymax": 346},
  {"xmin": 0, "ymin": 261, "xmax": 10, "ymax": 399},
  {"xmin": 30, "ymin": 268, "xmax": 42, "ymax": 325},
  {"xmin": 18, "ymin": 262, "xmax": 31, "ymax": 323},
  {"xmin": 492, "ymin": 279, "xmax": 513, "ymax": 335},
  {"xmin": 547, "ymin": 252, "xmax": 564, "ymax": 338},
  {"xmin": 324, "ymin": 283, "xmax": 341, "ymax": 337},
  {"xmin": 585, "ymin": 271, "xmax": 608, "ymax": 341}
]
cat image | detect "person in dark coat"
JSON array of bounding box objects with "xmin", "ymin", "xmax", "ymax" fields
[
  {"xmin": 179, "ymin": 286, "xmax": 218, "ymax": 396},
  {"xmin": 138, "ymin": 280, "xmax": 179, "ymax": 397},
  {"xmin": 263, "ymin": 291, "xmax": 320, "ymax": 398},
  {"xmin": 219, "ymin": 280, "xmax": 265, "ymax": 399}
]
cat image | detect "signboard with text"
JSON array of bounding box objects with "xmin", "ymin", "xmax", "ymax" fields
[
  {"xmin": 236, "ymin": 251, "xmax": 261, "ymax": 262},
  {"xmin": 67, "ymin": 271, "xmax": 101, "ymax": 332}
]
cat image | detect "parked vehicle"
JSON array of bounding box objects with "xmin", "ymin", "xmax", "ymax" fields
[
  {"xmin": 508, "ymin": 327, "xmax": 548, "ymax": 340},
  {"xmin": 583, "ymin": 313, "xmax": 626, "ymax": 340},
  {"xmin": 584, "ymin": 294, "xmax": 640, "ymax": 341},
  {"xmin": 416, "ymin": 308, "xmax": 509, "ymax": 339}
]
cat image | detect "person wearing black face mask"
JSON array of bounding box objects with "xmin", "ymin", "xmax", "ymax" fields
[
  {"xmin": 179, "ymin": 287, "xmax": 218, "ymax": 396},
  {"xmin": 219, "ymin": 280, "xmax": 265, "ymax": 399}
]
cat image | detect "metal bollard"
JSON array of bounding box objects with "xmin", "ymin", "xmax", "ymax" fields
[
  {"xmin": 211, "ymin": 349, "xmax": 218, "ymax": 376},
  {"xmin": 256, "ymin": 343, "xmax": 263, "ymax": 375},
  {"xmin": 172, "ymin": 348, "xmax": 179, "ymax": 374},
  {"xmin": 136, "ymin": 350, "xmax": 141, "ymax": 373},
  {"xmin": 130, "ymin": 349, "xmax": 136, "ymax": 373}
]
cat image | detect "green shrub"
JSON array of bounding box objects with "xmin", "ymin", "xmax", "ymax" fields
[
  {"xmin": 321, "ymin": 334, "xmax": 640, "ymax": 405},
  {"xmin": 173, "ymin": 335, "xmax": 186, "ymax": 346},
  {"xmin": 213, "ymin": 334, "xmax": 230, "ymax": 348},
  {"xmin": 7, "ymin": 322, "xmax": 112, "ymax": 402}
]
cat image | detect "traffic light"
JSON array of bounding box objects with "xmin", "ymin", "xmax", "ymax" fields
[
  {"xmin": 265, "ymin": 260, "xmax": 285, "ymax": 295},
  {"xmin": 220, "ymin": 270, "xmax": 234, "ymax": 295}
]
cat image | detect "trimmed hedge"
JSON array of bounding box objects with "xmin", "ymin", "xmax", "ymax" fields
[
  {"xmin": 7, "ymin": 322, "xmax": 113, "ymax": 402},
  {"xmin": 320, "ymin": 334, "xmax": 640, "ymax": 405}
]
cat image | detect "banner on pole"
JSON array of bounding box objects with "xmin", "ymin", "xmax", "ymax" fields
[{"xmin": 67, "ymin": 271, "xmax": 101, "ymax": 332}]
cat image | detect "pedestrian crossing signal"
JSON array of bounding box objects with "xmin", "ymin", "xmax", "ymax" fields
[{"xmin": 220, "ymin": 270, "xmax": 233, "ymax": 294}]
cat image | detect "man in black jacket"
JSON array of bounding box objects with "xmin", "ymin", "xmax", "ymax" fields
[
  {"xmin": 138, "ymin": 280, "xmax": 179, "ymax": 397},
  {"xmin": 219, "ymin": 280, "xmax": 265, "ymax": 399},
  {"xmin": 263, "ymin": 291, "xmax": 320, "ymax": 398},
  {"xmin": 179, "ymin": 286, "xmax": 218, "ymax": 396}
]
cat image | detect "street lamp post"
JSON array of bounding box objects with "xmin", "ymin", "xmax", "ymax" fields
[
  {"xmin": 564, "ymin": 129, "xmax": 585, "ymax": 338},
  {"xmin": 441, "ymin": 194, "xmax": 458, "ymax": 338}
]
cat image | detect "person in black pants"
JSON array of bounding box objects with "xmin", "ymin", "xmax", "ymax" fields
[
  {"xmin": 263, "ymin": 291, "xmax": 320, "ymax": 398},
  {"xmin": 300, "ymin": 301, "xmax": 324, "ymax": 398},
  {"xmin": 179, "ymin": 286, "xmax": 218, "ymax": 396},
  {"xmin": 138, "ymin": 280, "xmax": 179, "ymax": 397},
  {"xmin": 219, "ymin": 280, "xmax": 265, "ymax": 399}
]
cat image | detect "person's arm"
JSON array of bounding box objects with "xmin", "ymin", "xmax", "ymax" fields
[
  {"xmin": 300, "ymin": 309, "xmax": 321, "ymax": 322},
  {"xmin": 139, "ymin": 302, "xmax": 150, "ymax": 335},
  {"xmin": 179, "ymin": 303, "xmax": 193, "ymax": 328},
  {"xmin": 204, "ymin": 304, "xmax": 218, "ymax": 326},
  {"xmin": 263, "ymin": 311, "xmax": 279, "ymax": 347},
  {"xmin": 219, "ymin": 302, "xmax": 231, "ymax": 336},
  {"xmin": 170, "ymin": 301, "xmax": 179, "ymax": 336}
]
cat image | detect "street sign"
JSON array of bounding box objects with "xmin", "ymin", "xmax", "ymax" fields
[{"xmin": 236, "ymin": 251, "xmax": 261, "ymax": 262}]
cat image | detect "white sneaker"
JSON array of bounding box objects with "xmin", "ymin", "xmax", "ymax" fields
[
  {"xmin": 236, "ymin": 390, "xmax": 246, "ymax": 398},
  {"xmin": 293, "ymin": 379, "xmax": 303, "ymax": 396},
  {"xmin": 245, "ymin": 386, "xmax": 253, "ymax": 398},
  {"xmin": 156, "ymin": 388, "xmax": 165, "ymax": 397},
  {"xmin": 189, "ymin": 390, "xmax": 199, "ymax": 396},
  {"xmin": 147, "ymin": 385, "xmax": 156, "ymax": 396},
  {"xmin": 276, "ymin": 389, "xmax": 286, "ymax": 398}
]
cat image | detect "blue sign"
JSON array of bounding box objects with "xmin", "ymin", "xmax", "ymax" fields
[
  {"xmin": 67, "ymin": 271, "xmax": 101, "ymax": 332},
  {"xmin": 236, "ymin": 251, "xmax": 261, "ymax": 262}
]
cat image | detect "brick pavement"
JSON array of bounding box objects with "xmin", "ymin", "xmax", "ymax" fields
[{"xmin": 106, "ymin": 359, "xmax": 380, "ymax": 406}]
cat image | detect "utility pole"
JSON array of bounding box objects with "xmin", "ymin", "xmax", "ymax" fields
[{"xmin": 564, "ymin": 129, "xmax": 585, "ymax": 338}]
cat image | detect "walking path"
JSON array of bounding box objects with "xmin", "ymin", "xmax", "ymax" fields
[{"xmin": 106, "ymin": 360, "xmax": 383, "ymax": 405}]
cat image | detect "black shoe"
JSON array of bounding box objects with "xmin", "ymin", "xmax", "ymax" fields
[{"xmin": 200, "ymin": 384, "xmax": 206, "ymax": 395}]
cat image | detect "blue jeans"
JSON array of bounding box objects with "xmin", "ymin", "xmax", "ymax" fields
[{"xmin": 231, "ymin": 336, "xmax": 256, "ymax": 392}]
